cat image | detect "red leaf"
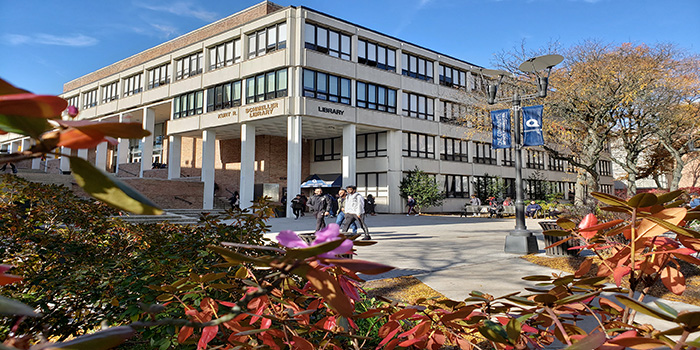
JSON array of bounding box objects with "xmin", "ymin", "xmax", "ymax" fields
[
  {"xmin": 660, "ymin": 265, "xmax": 686, "ymax": 295},
  {"xmin": 0, "ymin": 93, "xmax": 67, "ymax": 118},
  {"xmin": 304, "ymin": 267, "xmax": 354, "ymax": 317},
  {"xmin": 57, "ymin": 120, "xmax": 150, "ymax": 138},
  {"xmin": 398, "ymin": 336, "xmax": 426, "ymax": 347},
  {"xmin": 261, "ymin": 315, "xmax": 272, "ymax": 329},
  {"xmin": 613, "ymin": 265, "xmax": 631, "ymax": 287},
  {"xmin": 197, "ymin": 325, "xmax": 218, "ymax": 350},
  {"xmin": 177, "ymin": 326, "xmax": 193, "ymax": 344},
  {"xmin": 578, "ymin": 214, "xmax": 598, "ymax": 230},
  {"xmin": 389, "ymin": 308, "xmax": 417, "ymax": 321},
  {"xmin": 58, "ymin": 128, "xmax": 107, "ymax": 149},
  {"xmin": 291, "ymin": 336, "xmax": 314, "ymax": 350},
  {"xmin": 323, "ymin": 258, "xmax": 395, "ymax": 275},
  {"xmin": 575, "ymin": 258, "xmax": 593, "ymax": 278}
]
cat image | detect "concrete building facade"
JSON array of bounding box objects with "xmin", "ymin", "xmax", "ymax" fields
[{"xmin": 1, "ymin": 2, "xmax": 615, "ymax": 214}]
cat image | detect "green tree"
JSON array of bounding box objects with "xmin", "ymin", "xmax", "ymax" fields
[{"xmin": 398, "ymin": 167, "xmax": 444, "ymax": 212}]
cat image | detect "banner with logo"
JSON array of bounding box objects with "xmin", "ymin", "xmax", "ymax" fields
[
  {"xmin": 490, "ymin": 109, "xmax": 511, "ymax": 149},
  {"xmin": 522, "ymin": 105, "xmax": 544, "ymax": 147}
]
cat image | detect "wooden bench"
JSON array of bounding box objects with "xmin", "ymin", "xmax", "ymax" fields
[
  {"xmin": 460, "ymin": 205, "xmax": 490, "ymax": 217},
  {"xmin": 502, "ymin": 206, "xmax": 515, "ymax": 217}
]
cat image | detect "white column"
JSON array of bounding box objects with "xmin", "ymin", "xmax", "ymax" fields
[
  {"xmin": 21, "ymin": 139, "xmax": 39, "ymax": 170},
  {"xmin": 239, "ymin": 123, "xmax": 256, "ymax": 209},
  {"xmin": 342, "ymin": 124, "xmax": 356, "ymax": 187},
  {"xmin": 202, "ymin": 129, "xmax": 216, "ymax": 210},
  {"xmin": 286, "ymin": 116, "xmax": 302, "ymax": 218},
  {"xmin": 95, "ymin": 142, "xmax": 108, "ymax": 171},
  {"xmin": 116, "ymin": 114, "xmax": 130, "ymax": 175},
  {"xmin": 168, "ymin": 135, "xmax": 182, "ymax": 179},
  {"xmin": 387, "ymin": 130, "xmax": 403, "ymax": 213},
  {"xmin": 59, "ymin": 146, "xmax": 70, "ymax": 174},
  {"xmin": 140, "ymin": 108, "xmax": 155, "ymax": 177},
  {"xmin": 77, "ymin": 148, "xmax": 88, "ymax": 160}
]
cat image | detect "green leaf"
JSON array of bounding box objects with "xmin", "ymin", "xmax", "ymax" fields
[
  {"xmin": 0, "ymin": 113, "xmax": 52, "ymax": 138},
  {"xmin": 591, "ymin": 192, "xmax": 630, "ymax": 207},
  {"xmin": 0, "ymin": 296, "xmax": 40, "ymax": 317},
  {"xmin": 505, "ymin": 296, "xmax": 537, "ymax": 306},
  {"xmin": 654, "ymin": 300, "xmax": 678, "ymax": 318},
  {"xmin": 556, "ymin": 218, "xmax": 577, "ymax": 230},
  {"xmin": 40, "ymin": 326, "xmax": 134, "ymax": 350},
  {"xmin": 552, "ymin": 275, "xmax": 575, "ymax": 286},
  {"xmin": 69, "ymin": 157, "xmax": 162, "ymax": 215},
  {"xmin": 644, "ymin": 215, "xmax": 700, "ymax": 238},
  {"xmin": 564, "ymin": 332, "xmax": 606, "ymax": 350},
  {"xmin": 615, "ymin": 295, "xmax": 675, "ymax": 321},
  {"xmin": 627, "ymin": 193, "xmax": 658, "ymax": 208},
  {"xmin": 556, "ymin": 291, "xmax": 600, "ymax": 305},
  {"xmin": 505, "ymin": 318, "xmax": 522, "ymax": 341},
  {"xmin": 478, "ymin": 320, "xmax": 511, "ymax": 344},
  {"xmin": 675, "ymin": 311, "xmax": 700, "ymax": 328},
  {"xmin": 285, "ymin": 239, "xmax": 345, "ymax": 260},
  {"xmin": 656, "ymin": 190, "xmax": 685, "ymax": 205},
  {"xmin": 600, "ymin": 206, "xmax": 633, "ymax": 214}
]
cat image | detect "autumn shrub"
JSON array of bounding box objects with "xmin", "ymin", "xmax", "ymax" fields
[{"xmin": 0, "ymin": 175, "xmax": 275, "ymax": 343}]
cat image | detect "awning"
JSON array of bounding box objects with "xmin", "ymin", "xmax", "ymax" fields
[{"xmin": 301, "ymin": 174, "xmax": 342, "ymax": 188}]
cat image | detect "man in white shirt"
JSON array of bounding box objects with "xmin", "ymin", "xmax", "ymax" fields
[{"xmin": 340, "ymin": 185, "xmax": 371, "ymax": 240}]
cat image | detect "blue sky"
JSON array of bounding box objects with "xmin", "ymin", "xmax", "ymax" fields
[{"xmin": 1, "ymin": 0, "xmax": 698, "ymax": 95}]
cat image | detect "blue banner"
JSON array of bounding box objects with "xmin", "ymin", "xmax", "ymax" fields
[
  {"xmin": 491, "ymin": 109, "xmax": 511, "ymax": 149},
  {"xmin": 522, "ymin": 105, "xmax": 544, "ymax": 147}
]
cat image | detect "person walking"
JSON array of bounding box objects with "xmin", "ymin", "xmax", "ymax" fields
[
  {"xmin": 335, "ymin": 189, "xmax": 357, "ymax": 234},
  {"xmin": 308, "ymin": 188, "xmax": 331, "ymax": 232},
  {"xmin": 299, "ymin": 193, "xmax": 307, "ymax": 216},
  {"xmin": 406, "ymin": 195, "xmax": 418, "ymax": 216},
  {"xmin": 341, "ymin": 185, "xmax": 371, "ymax": 240},
  {"xmin": 291, "ymin": 194, "xmax": 304, "ymax": 219}
]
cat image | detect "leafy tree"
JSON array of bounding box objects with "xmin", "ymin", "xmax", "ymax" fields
[{"xmin": 398, "ymin": 167, "xmax": 444, "ymax": 212}]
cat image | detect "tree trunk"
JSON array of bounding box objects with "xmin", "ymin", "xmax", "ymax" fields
[{"xmin": 627, "ymin": 172, "xmax": 637, "ymax": 197}]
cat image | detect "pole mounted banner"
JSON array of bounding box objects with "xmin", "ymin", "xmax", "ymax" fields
[
  {"xmin": 491, "ymin": 109, "xmax": 511, "ymax": 149},
  {"xmin": 522, "ymin": 105, "xmax": 544, "ymax": 147}
]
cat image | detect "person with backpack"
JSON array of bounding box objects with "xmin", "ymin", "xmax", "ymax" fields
[
  {"xmin": 307, "ymin": 187, "xmax": 331, "ymax": 232},
  {"xmin": 406, "ymin": 195, "xmax": 418, "ymax": 216},
  {"xmin": 291, "ymin": 194, "xmax": 304, "ymax": 219},
  {"xmin": 340, "ymin": 185, "xmax": 371, "ymax": 240}
]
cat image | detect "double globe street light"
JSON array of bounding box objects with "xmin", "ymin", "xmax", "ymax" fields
[{"xmin": 477, "ymin": 54, "xmax": 564, "ymax": 254}]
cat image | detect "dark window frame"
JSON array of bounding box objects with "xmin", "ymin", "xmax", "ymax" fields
[
  {"xmin": 356, "ymin": 81, "xmax": 396, "ymax": 113},
  {"xmin": 304, "ymin": 22, "xmax": 350, "ymax": 60},
  {"xmin": 401, "ymin": 52, "xmax": 433, "ymax": 82},
  {"xmin": 302, "ymin": 69, "xmax": 351, "ymax": 105},
  {"xmin": 357, "ymin": 132, "xmax": 387, "ymax": 158}
]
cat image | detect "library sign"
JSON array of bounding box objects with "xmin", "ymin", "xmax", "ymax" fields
[{"xmin": 246, "ymin": 102, "xmax": 279, "ymax": 118}]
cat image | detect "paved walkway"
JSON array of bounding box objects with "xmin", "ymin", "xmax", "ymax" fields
[{"xmin": 260, "ymin": 213, "xmax": 700, "ymax": 333}]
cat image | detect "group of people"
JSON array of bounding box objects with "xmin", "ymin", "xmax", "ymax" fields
[
  {"xmin": 297, "ymin": 186, "xmax": 372, "ymax": 240},
  {"xmin": 467, "ymin": 195, "xmax": 513, "ymax": 218}
]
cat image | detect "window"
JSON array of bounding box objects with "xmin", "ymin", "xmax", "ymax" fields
[
  {"xmin": 123, "ymin": 74, "xmax": 142, "ymax": 97},
  {"xmin": 441, "ymin": 100, "xmax": 467, "ymax": 124},
  {"xmin": 526, "ymin": 179, "xmax": 548, "ymax": 200},
  {"xmin": 65, "ymin": 95, "xmax": 79, "ymax": 109},
  {"xmin": 567, "ymin": 157, "xmax": 578, "ymax": 172},
  {"xmin": 82, "ymin": 89, "xmax": 98, "ymax": 109},
  {"xmin": 526, "ymin": 150, "xmax": 546, "ymax": 169},
  {"xmin": 600, "ymin": 184, "xmax": 613, "ymax": 194},
  {"xmin": 439, "ymin": 64, "xmax": 468, "ymax": 89},
  {"xmin": 245, "ymin": 68, "xmax": 287, "ymax": 104},
  {"xmin": 357, "ymin": 132, "xmax": 387, "ymax": 158},
  {"xmin": 358, "ymin": 39, "xmax": 395, "ymax": 71},
  {"xmin": 473, "ymin": 142, "xmax": 496, "ymax": 164},
  {"xmin": 148, "ymin": 63, "xmax": 170, "ymax": 89},
  {"xmin": 208, "ymin": 38, "xmax": 241, "ymax": 70},
  {"xmin": 206, "ymin": 80, "xmax": 242, "ymax": 112},
  {"xmin": 598, "ymin": 160, "xmax": 612, "ymax": 176},
  {"xmin": 314, "ymin": 137, "xmax": 341, "ymax": 161},
  {"xmin": 175, "ymin": 52, "xmax": 204, "ymax": 81},
  {"xmin": 247, "ymin": 22, "xmax": 287, "ymax": 59},
  {"xmin": 356, "ymin": 81, "xmax": 396, "ymax": 113},
  {"xmin": 402, "ymin": 92, "xmax": 434, "ymax": 120},
  {"xmin": 101, "ymin": 81, "xmax": 119, "ymax": 103},
  {"xmin": 548, "ymin": 157, "xmax": 566, "ymax": 172},
  {"xmin": 402, "ymin": 132, "xmax": 435, "ymax": 159},
  {"xmin": 172, "ymin": 90, "xmax": 204, "ymax": 119},
  {"xmin": 304, "ymin": 22, "xmax": 350, "ymax": 60},
  {"xmin": 357, "ymin": 172, "xmax": 388, "ymax": 198},
  {"xmin": 441, "ymin": 137, "xmax": 469, "ymax": 162},
  {"xmin": 444, "ymin": 174, "xmax": 469, "ymax": 198},
  {"xmin": 501, "ymin": 148, "xmax": 514, "ymax": 167},
  {"xmin": 302, "ymin": 69, "xmax": 351, "ymax": 104},
  {"xmin": 401, "ymin": 52, "xmax": 433, "ymax": 81}
]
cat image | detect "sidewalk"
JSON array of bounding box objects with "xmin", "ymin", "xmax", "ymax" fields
[{"xmin": 261, "ymin": 214, "xmax": 700, "ymax": 333}]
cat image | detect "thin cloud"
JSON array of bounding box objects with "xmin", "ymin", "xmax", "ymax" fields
[
  {"xmin": 135, "ymin": 1, "xmax": 218, "ymax": 22},
  {"xmin": 150, "ymin": 24, "xmax": 178, "ymax": 39},
  {"xmin": 2, "ymin": 33, "xmax": 98, "ymax": 47}
]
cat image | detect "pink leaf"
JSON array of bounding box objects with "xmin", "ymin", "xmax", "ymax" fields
[{"xmin": 197, "ymin": 325, "xmax": 218, "ymax": 350}]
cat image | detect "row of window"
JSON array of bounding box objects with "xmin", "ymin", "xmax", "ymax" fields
[
  {"xmin": 356, "ymin": 82, "xmax": 397, "ymax": 113},
  {"xmin": 314, "ymin": 132, "xmax": 388, "ymax": 160},
  {"xmin": 247, "ymin": 22, "xmax": 287, "ymax": 59},
  {"xmin": 358, "ymin": 39, "xmax": 396, "ymax": 71},
  {"xmin": 303, "ymin": 69, "xmax": 352, "ymax": 105},
  {"xmin": 245, "ymin": 68, "xmax": 287, "ymax": 104},
  {"xmin": 401, "ymin": 52, "xmax": 433, "ymax": 82},
  {"xmin": 206, "ymin": 80, "xmax": 242, "ymax": 112},
  {"xmin": 402, "ymin": 92, "xmax": 434, "ymax": 120},
  {"xmin": 304, "ymin": 22, "xmax": 351, "ymax": 60}
]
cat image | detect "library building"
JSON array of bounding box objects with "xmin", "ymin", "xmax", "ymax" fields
[{"xmin": 1, "ymin": 1, "xmax": 614, "ymax": 215}]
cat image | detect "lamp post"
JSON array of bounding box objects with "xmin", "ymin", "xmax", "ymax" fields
[{"xmin": 479, "ymin": 54, "xmax": 563, "ymax": 254}]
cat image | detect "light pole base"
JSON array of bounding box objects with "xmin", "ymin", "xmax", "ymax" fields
[{"xmin": 504, "ymin": 231, "xmax": 539, "ymax": 255}]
